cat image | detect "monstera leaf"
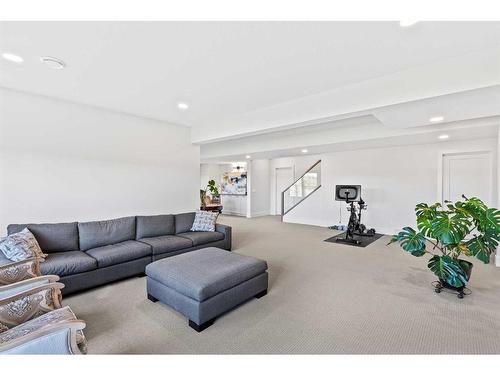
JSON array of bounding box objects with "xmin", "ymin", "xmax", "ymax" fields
[
  {"xmin": 457, "ymin": 259, "xmax": 473, "ymax": 278},
  {"xmin": 483, "ymin": 208, "xmax": 500, "ymax": 232},
  {"xmin": 427, "ymin": 255, "xmax": 469, "ymax": 288},
  {"xmin": 389, "ymin": 227, "xmax": 426, "ymax": 257},
  {"xmin": 465, "ymin": 207, "xmax": 500, "ymax": 264},
  {"xmin": 417, "ymin": 217, "xmax": 434, "ymax": 238},
  {"xmin": 415, "ymin": 202, "xmax": 441, "ymax": 219},
  {"xmin": 456, "ymin": 242, "xmax": 472, "ymax": 257},
  {"xmin": 415, "ymin": 203, "xmax": 441, "ymax": 237},
  {"xmin": 430, "ymin": 212, "xmax": 470, "ymax": 246},
  {"xmin": 454, "ymin": 197, "xmax": 487, "ymax": 227},
  {"xmin": 467, "ymin": 229, "xmax": 500, "ymax": 264}
]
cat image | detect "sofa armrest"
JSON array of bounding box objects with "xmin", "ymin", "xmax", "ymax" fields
[
  {"xmin": 0, "ymin": 257, "xmax": 43, "ymax": 286},
  {"xmin": 0, "ymin": 320, "xmax": 86, "ymax": 354},
  {"xmin": 215, "ymin": 224, "xmax": 232, "ymax": 251}
]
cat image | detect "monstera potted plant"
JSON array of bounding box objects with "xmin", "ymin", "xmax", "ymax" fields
[
  {"xmin": 200, "ymin": 179, "xmax": 220, "ymax": 207},
  {"xmin": 389, "ymin": 195, "xmax": 500, "ymax": 298}
]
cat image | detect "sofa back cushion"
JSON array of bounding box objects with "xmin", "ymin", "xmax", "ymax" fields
[
  {"xmin": 136, "ymin": 215, "xmax": 175, "ymax": 239},
  {"xmin": 174, "ymin": 212, "xmax": 196, "ymax": 234},
  {"xmin": 78, "ymin": 216, "xmax": 136, "ymax": 251},
  {"xmin": 7, "ymin": 222, "xmax": 79, "ymax": 253}
]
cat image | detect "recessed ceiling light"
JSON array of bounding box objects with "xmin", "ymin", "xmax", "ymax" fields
[
  {"xmin": 245, "ymin": 155, "xmax": 251, "ymax": 159},
  {"xmin": 301, "ymin": 149, "xmax": 308, "ymax": 153},
  {"xmin": 40, "ymin": 56, "xmax": 66, "ymax": 69},
  {"xmin": 438, "ymin": 134, "xmax": 449, "ymax": 140},
  {"xmin": 430, "ymin": 116, "xmax": 444, "ymax": 123},
  {"xmin": 399, "ymin": 20, "xmax": 419, "ymax": 27},
  {"xmin": 2, "ymin": 52, "xmax": 23, "ymax": 63},
  {"xmin": 177, "ymin": 102, "xmax": 189, "ymax": 110}
]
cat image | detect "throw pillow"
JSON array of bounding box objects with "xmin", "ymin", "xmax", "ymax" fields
[
  {"xmin": 0, "ymin": 229, "xmax": 46, "ymax": 262},
  {"xmin": 191, "ymin": 210, "xmax": 218, "ymax": 232}
]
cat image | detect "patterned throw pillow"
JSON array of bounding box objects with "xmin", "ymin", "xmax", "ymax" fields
[
  {"xmin": 191, "ymin": 210, "xmax": 218, "ymax": 232},
  {"xmin": 0, "ymin": 229, "xmax": 46, "ymax": 262}
]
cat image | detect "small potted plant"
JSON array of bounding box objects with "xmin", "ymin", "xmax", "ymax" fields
[
  {"xmin": 200, "ymin": 180, "xmax": 220, "ymax": 207},
  {"xmin": 388, "ymin": 195, "xmax": 500, "ymax": 298}
]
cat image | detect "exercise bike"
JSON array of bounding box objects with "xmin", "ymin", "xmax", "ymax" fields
[{"xmin": 334, "ymin": 185, "xmax": 376, "ymax": 245}]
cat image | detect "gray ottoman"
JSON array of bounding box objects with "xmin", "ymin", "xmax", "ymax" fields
[{"xmin": 145, "ymin": 247, "xmax": 268, "ymax": 332}]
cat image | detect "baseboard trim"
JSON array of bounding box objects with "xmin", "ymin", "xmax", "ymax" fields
[
  {"xmin": 221, "ymin": 211, "xmax": 246, "ymax": 217},
  {"xmin": 249, "ymin": 211, "xmax": 269, "ymax": 218}
]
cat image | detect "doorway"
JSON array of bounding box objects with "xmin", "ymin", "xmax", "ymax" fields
[
  {"xmin": 275, "ymin": 167, "xmax": 294, "ymax": 215},
  {"xmin": 441, "ymin": 151, "xmax": 493, "ymax": 206}
]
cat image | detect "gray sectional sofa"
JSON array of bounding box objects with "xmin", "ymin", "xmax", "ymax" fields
[{"xmin": 6, "ymin": 212, "xmax": 231, "ymax": 295}]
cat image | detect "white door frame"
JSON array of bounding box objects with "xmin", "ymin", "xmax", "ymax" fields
[{"xmin": 437, "ymin": 148, "xmax": 494, "ymax": 205}]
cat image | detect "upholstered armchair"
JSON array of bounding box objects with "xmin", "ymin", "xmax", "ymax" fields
[
  {"xmin": 0, "ymin": 306, "xmax": 86, "ymax": 354},
  {"xmin": 0, "ymin": 263, "xmax": 87, "ymax": 354},
  {"xmin": 0, "ymin": 276, "xmax": 64, "ymax": 329},
  {"xmin": 0, "ymin": 257, "xmax": 43, "ymax": 286}
]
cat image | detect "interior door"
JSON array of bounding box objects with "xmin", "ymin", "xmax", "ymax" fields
[
  {"xmin": 275, "ymin": 167, "xmax": 294, "ymax": 215},
  {"xmin": 442, "ymin": 151, "xmax": 493, "ymax": 206}
]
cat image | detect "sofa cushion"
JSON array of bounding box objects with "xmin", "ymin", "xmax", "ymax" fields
[
  {"xmin": 78, "ymin": 217, "xmax": 136, "ymax": 251},
  {"xmin": 7, "ymin": 222, "xmax": 79, "ymax": 253},
  {"xmin": 136, "ymin": 215, "xmax": 175, "ymax": 239},
  {"xmin": 40, "ymin": 251, "xmax": 97, "ymax": 277},
  {"xmin": 176, "ymin": 231, "xmax": 224, "ymax": 246},
  {"xmin": 174, "ymin": 212, "xmax": 195, "ymax": 234},
  {"xmin": 138, "ymin": 235, "xmax": 193, "ymax": 255},
  {"xmin": 85, "ymin": 240, "xmax": 151, "ymax": 268},
  {"xmin": 145, "ymin": 247, "xmax": 268, "ymax": 301}
]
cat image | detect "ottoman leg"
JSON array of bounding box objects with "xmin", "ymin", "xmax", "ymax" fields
[
  {"xmin": 255, "ymin": 289, "xmax": 267, "ymax": 299},
  {"xmin": 147, "ymin": 293, "xmax": 158, "ymax": 302},
  {"xmin": 189, "ymin": 318, "xmax": 215, "ymax": 332}
]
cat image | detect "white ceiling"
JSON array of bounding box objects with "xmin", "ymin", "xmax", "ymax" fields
[
  {"xmin": 1, "ymin": 21, "xmax": 499, "ymax": 143},
  {"xmin": 372, "ymin": 85, "xmax": 500, "ymax": 128},
  {"xmin": 201, "ymin": 116, "xmax": 500, "ymax": 163}
]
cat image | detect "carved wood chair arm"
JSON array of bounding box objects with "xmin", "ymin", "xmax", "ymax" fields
[
  {"xmin": 0, "ymin": 257, "xmax": 44, "ymax": 286},
  {"xmin": 0, "ymin": 282, "xmax": 65, "ymax": 330},
  {"xmin": 0, "ymin": 319, "xmax": 86, "ymax": 354}
]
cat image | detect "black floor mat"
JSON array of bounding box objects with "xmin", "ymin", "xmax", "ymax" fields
[{"xmin": 324, "ymin": 232, "xmax": 385, "ymax": 247}]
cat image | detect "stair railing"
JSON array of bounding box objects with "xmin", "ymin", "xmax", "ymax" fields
[{"xmin": 281, "ymin": 159, "xmax": 322, "ymax": 219}]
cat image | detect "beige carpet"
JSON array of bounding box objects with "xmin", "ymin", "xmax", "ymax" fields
[{"xmin": 65, "ymin": 215, "xmax": 500, "ymax": 354}]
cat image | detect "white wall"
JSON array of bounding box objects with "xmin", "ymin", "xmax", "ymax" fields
[
  {"xmin": 249, "ymin": 159, "xmax": 271, "ymax": 217},
  {"xmin": 0, "ymin": 88, "xmax": 200, "ymax": 235},
  {"xmin": 281, "ymin": 138, "xmax": 498, "ymax": 235},
  {"xmin": 200, "ymin": 163, "xmax": 223, "ymax": 190}
]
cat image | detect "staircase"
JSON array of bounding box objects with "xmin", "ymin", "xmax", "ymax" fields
[{"xmin": 281, "ymin": 159, "xmax": 322, "ymax": 219}]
